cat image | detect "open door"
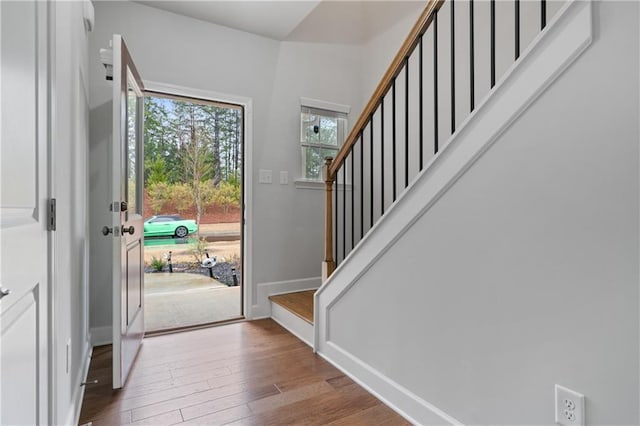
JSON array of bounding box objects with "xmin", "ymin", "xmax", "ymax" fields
[{"xmin": 110, "ymin": 34, "xmax": 145, "ymax": 389}]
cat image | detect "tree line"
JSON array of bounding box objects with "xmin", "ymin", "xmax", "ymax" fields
[{"xmin": 144, "ymin": 96, "xmax": 242, "ymax": 224}]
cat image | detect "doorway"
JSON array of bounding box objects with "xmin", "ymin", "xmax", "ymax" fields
[{"xmin": 141, "ymin": 90, "xmax": 245, "ymax": 332}]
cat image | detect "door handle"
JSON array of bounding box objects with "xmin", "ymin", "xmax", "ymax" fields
[
  {"xmin": 0, "ymin": 287, "xmax": 11, "ymax": 300},
  {"xmin": 122, "ymin": 225, "xmax": 135, "ymax": 235},
  {"xmin": 102, "ymin": 226, "xmax": 113, "ymax": 236}
]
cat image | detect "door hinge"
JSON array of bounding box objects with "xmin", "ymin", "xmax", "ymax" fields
[{"xmin": 47, "ymin": 198, "xmax": 56, "ymax": 231}]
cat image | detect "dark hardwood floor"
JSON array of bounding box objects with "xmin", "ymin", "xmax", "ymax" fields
[{"xmin": 79, "ymin": 319, "xmax": 409, "ymax": 425}]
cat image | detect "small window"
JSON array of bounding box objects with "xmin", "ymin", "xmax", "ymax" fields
[{"xmin": 300, "ymin": 102, "xmax": 348, "ymax": 181}]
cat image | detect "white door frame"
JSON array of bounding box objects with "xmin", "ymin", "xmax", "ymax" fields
[{"xmin": 141, "ymin": 81, "xmax": 254, "ymax": 319}]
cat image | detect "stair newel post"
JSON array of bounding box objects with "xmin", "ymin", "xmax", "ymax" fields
[{"xmin": 322, "ymin": 157, "xmax": 336, "ymax": 281}]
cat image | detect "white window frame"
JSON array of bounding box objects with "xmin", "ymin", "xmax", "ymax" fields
[{"xmin": 297, "ymin": 97, "xmax": 350, "ymax": 188}]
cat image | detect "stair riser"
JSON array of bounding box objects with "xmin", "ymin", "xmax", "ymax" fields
[{"xmin": 270, "ymin": 302, "xmax": 313, "ymax": 347}]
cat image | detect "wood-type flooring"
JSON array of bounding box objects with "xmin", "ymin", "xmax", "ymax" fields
[{"xmin": 79, "ymin": 319, "xmax": 409, "ymax": 425}]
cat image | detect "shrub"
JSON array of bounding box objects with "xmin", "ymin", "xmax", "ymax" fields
[
  {"xmin": 197, "ymin": 179, "xmax": 217, "ymax": 219},
  {"xmin": 171, "ymin": 183, "xmax": 193, "ymax": 214},
  {"xmin": 189, "ymin": 237, "xmax": 209, "ymax": 265},
  {"xmin": 147, "ymin": 181, "xmax": 170, "ymax": 214},
  {"xmin": 150, "ymin": 256, "xmax": 166, "ymax": 272},
  {"xmin": 213, "ymin": 181, "xmax": 241, "ymax": 213}
]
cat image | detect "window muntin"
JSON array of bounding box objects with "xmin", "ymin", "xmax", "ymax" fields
[{"xmin": 300, "ymin": 106, "xmax": 347, "ymax": 181}]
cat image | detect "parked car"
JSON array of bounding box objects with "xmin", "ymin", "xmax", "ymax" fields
[{"xmin": 143, "ymin": 215, "xmax": 197, "ymax": 238}]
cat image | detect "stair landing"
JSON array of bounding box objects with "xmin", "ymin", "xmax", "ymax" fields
[{"xmin": 269, "ymin": 290, "xmax": 314, "ymax": 324}]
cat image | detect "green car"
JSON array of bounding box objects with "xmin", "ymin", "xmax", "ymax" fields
[{"xmin": 143, "ymin": 215, "xmax": 198, "ymax": 238}]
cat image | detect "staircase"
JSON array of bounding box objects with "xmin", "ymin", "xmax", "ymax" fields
[
  {"xmin": 269, "ymin": 290, "xmax": 314, "ymax": 346},
  {"xmin": 271, "ymin": 0, "xmax": 598, "ymax": 423}
]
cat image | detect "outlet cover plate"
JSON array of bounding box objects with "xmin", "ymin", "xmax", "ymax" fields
[{"xmin": 555, "ymin": 384, "xmax": 585, "ymax": 426}]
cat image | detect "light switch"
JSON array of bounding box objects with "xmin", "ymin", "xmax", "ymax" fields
[
  {"xmin": 280, "ymin": 171, "xmax": 288, "ymax": 185},
  {"xmin": 259, "ymin": 169, "xmax": 272, "ymax": 184}
]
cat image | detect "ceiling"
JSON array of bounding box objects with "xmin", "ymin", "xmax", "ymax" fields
[
  {"xmin": 286, "ymin": 1, "xmax": 424, "ymax": 44},
  {"xmin": 133, "ymin": 1, "xmax": 424, "ymax": 43}
]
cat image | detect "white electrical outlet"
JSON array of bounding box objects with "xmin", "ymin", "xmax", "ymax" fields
[
  {"xmin": 555, "ymin": 385, "xmax": 585, "ymax": 426},
  {"xmin": 279, "ymin": 171, "xmax": 288, "ymax": 185}
]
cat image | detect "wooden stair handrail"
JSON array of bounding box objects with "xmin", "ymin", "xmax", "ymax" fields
[
  {"xmin": 324, "ymin": 0, "xmax": 552, "ymax": 278},
  {"xmin": 328, "ymin": 0, "xmax": 444, "ymax": 177},
  {"xmin": 323, "ymin": 0, "xmax": 444, "ymax": 279}
]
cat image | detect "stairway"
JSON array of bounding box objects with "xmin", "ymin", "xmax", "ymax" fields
[
  {"xmin": 269, "ymin": 290, "xmax": 314, "ymax": 346},
  {"xmin": 311, "ymin": 1, "xmax": 598, "ymax": 424},
  {"xmin": 266, "ymin": 1, "xmax": 602, "ymax": 423}
]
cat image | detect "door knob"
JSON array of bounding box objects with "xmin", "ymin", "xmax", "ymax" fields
[
  {"xmin": 102, "ymin": 226, "xmax": 113, "ymax": 236},
  {"xmin": 122, "ymin": 225, "xmax": 135, "ymax": 235},
  {"xmin": 0, "ymin": 287, "xmax": 11, "ymax": 300}
]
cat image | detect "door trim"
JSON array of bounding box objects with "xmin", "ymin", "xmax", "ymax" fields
[{"xmin": 141, "ymin": 80, "xmax": 254, "ymax": 319}]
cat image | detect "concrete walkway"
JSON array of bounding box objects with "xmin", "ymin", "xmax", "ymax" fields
[{"xmin": 145, "ymin": 272, "xmax": 242, "ymax": 332}]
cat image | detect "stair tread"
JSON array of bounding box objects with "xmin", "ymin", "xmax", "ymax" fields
[{"xmin": 269, "ymin": 290, "xmax": 315, "ymax": 324}]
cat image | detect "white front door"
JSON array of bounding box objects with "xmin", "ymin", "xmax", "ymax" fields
[
  {"xmin": 0, "ymin": 0, "xmax": 51, "ymax": 423},
  {"xmin": 110, "ymin": 35, "xmax": 145, "ymax": 389}
]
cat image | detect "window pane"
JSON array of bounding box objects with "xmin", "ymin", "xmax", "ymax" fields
[
  {"xmin": 301, "ymin": 112, "xmax": 319, "ymax": 144},
  {"xmin": 126, "ymin": 75, "xmax": 138, "ymax": 214},
  {"xmin": 318, "ymin": 116, "xmax": 337, "ymax": 146},
  {"xmin": 302, "ymin": 146, "xmax": 337, "ymax": 180},
  {"xmin": 300, "ymin": 108, "xmax": 347, "ymax": 147},
  {"xmin": 300, "ymin": 104, "xmax": 347, "ymax": 180}
]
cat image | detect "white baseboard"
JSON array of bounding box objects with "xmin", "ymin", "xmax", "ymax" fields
[
  {"xmin": 250, "ymin": 276, "xmax": 320, "ymax": 319},
  {"xmin": 90, "ymin": 325, "xmax": 112, "ymax": 346},
  {"xmin": 65, "ymin": 340, "xmax": 92, "ymax": 426},
  {"xmin": 320, "ymin": 342, "xmax": 462, "ymax": 425},
  {"xmin": 318, "ymin": 342, "xmax": 463, "ymax": 425},
  {"xmin": 270, "ymin": 302, "xmax": 313, "ymax": 347}
]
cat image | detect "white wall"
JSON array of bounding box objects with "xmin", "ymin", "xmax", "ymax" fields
[
  {"xmin": 88, "ymin": 0, "xmax": 364, "ymax": 329},
  {"xmin": 52, "ymin": 1, "xmax": 92, "ymax": 424},
  {"xmin": 361, "ymin": 2, "xmax": 423, "ymax": 100},
  {"xmin": 320, "ymin": 1, "xmax": 639, "ymax": 424}
]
